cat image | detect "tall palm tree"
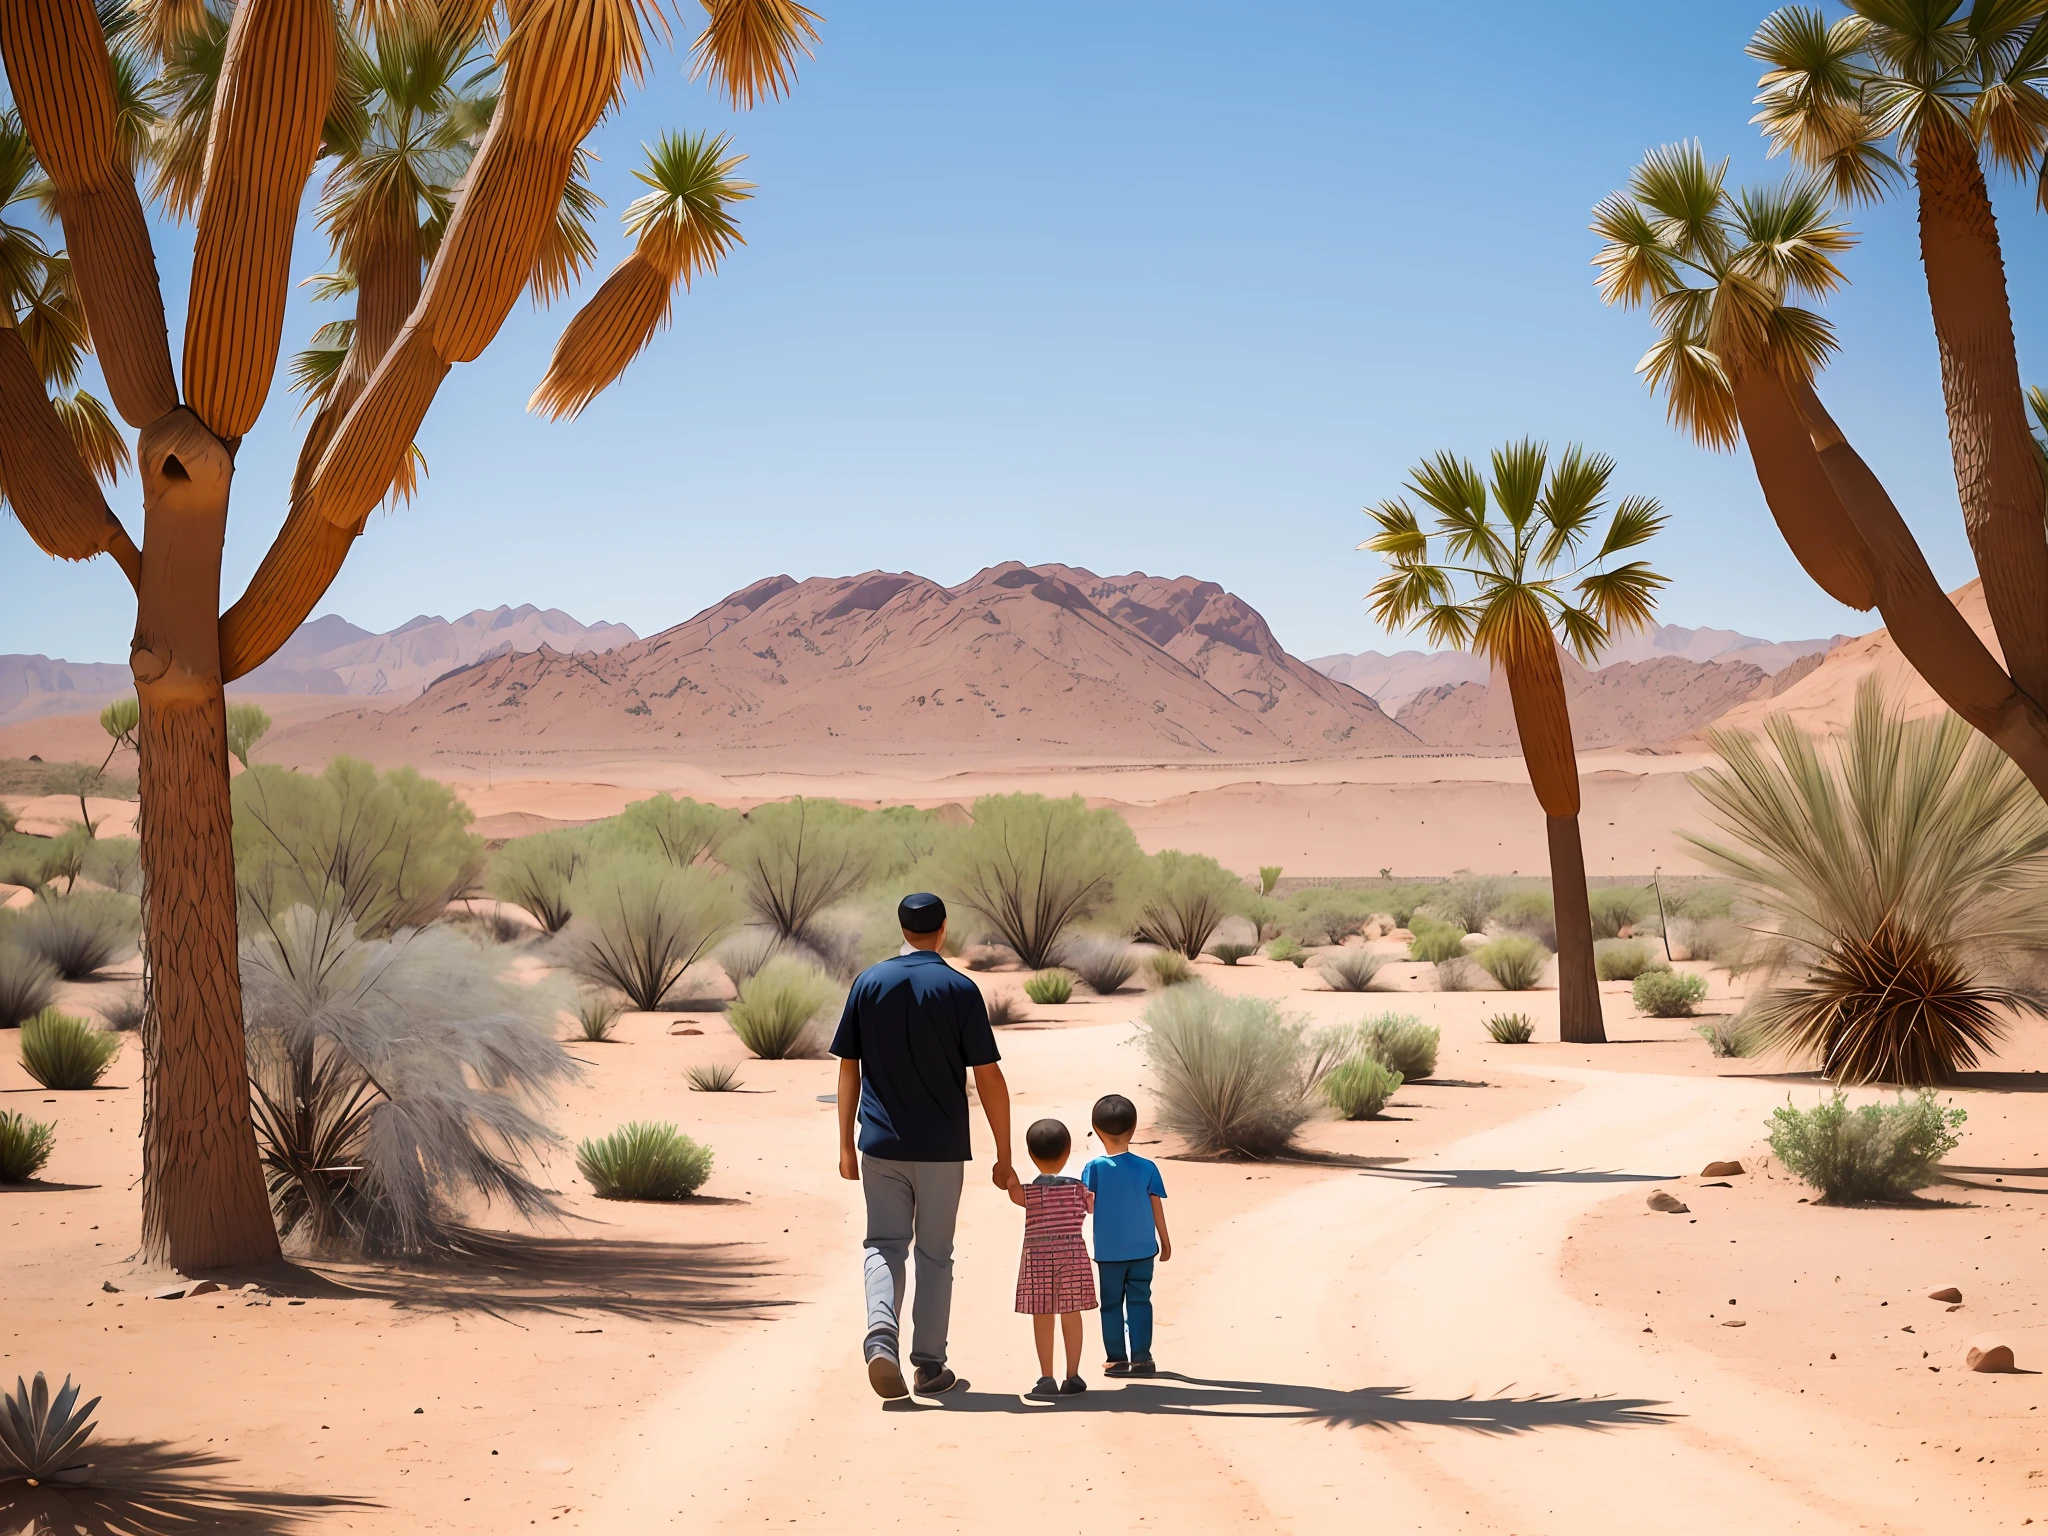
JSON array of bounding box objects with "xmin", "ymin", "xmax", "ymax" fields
[
  {"xmin": 1363, "ymin": 442, "xmax": 1667, "ymax": 1043},
  {"xmin": 1594, "ymin": 142, "xmax": 2048, "ymax": 800},
  {"xmin": 0, "ymin": 0, "xmax": 820, "ymax": 1270},
  {"xmin": 1748, "ymin": 4, "xmax": 2048, "ymax": 721}
]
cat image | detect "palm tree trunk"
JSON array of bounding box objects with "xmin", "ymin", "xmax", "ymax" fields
[
  {"xmin": 132, "ymin": 410, "xmax": 278, "ymax": 1269},
  {"xmin": 1728, "ymin": 369, "xmax": 1877, "ymax": 612},
  {"xmin": 1500, "ymin": 646, "xmax": 1603, "ymax": 1044},
  {"xmin": 1913, "ymin": 127, "xmax": 2048, "ymax": 706}
]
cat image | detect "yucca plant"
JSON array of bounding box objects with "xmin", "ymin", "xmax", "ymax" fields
[
  {"xmin": 726, "ymin": 955, "xmax": 836, "ymax": 1059},
  {"xmin": 1695, "ymin": 1017, "xmax": 1759, "ymax": 1059},
  {"xmin": 1475, "ymin": 934, "xmax": 1550, "ymax": 990},
  {"xmin": 1689, "ymin": 683, "xmax": 2048, "ymax": 1084},
  {"xmin": 715, "ymin": 927, "xmax": 783, "ymax": 987},
  {"xmin": 577, "ymin": 1122, "xmax": 714, "ymax": 1201},
  {"xmin": 488, "ymin": 829, "xmax": 593, "ymax": 936},
  {"xmin": 1064, "ymin": 934, "xmax": 1140, "ymax": 994},
  {"xmin": 686, "ymin": 1061, "xmax": 743, "ymax": 1092},
  {"xmin": 0, "ymin": 1111, "xmax": 56, "ymax": 1182},
  {"xmin": 1147, "ymin": 950, "xmax": 1195, "ymax": 987},
  {"xmin": 1133, "ymin": 850, "xmax": 1243, "ymax": 959},
  {"xmin": 568, "ymin": 858, "xmax": 742, "ymax": 1012},
  {"xmin": 0, "ymin": 1372, "xmax": 99, "ymax": 1482},
  {"xmin": 1135, "ymin": 985, "xmax": 1345, "ymax": 1157},
  {"xmin": 0, "ymin": 942, "xmax": 60, "ymax": 1029},
  {"xmin": 573, "ymin": 990, "xmax": 627, "ymax": 1043},
  {"xmin": 19, "ymin": 1010, "xmax": 121, "ymax": 1090},
  {"xmin": 1317, "ymin": 950, "xmax": 1385, "ymax": 992},
  {"xmin": 1485, "ymin": 1012, "xmax": 1535, "ymax": 1044},
  {"xmin": 932, "ymin": 793, "xmax": 1144, "ymax": 969},
  {"xmin": 1022, "ymin": 969, "xmax": 1074, "ymax": 1005},
  {"xmin": 11, "ymin": 892, "xmax": 139, "ymax": 982},
  {"xmin": 1324, "ymin": 1056, "xmax": 1402, "ymax": 1121},
  {"xmin": 1207, "ymin": 941, "xmax": 1258, "ymax": 966}
]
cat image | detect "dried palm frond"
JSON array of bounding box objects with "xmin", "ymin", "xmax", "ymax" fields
[
  {"xmin": 52, "ymin": 390, "xmax": 131, "ymax": 485},
  {"xmin": 527, "ymin": 145, "xmax": 602, "ymax": 306},
  {"xmin": 691, "ymin": 0, "xmax": 820, "ymax": 108}
]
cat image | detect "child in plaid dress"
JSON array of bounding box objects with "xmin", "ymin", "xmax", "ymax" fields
[{"xmin": 1009, "ymin": 1118, "xmax": 1096, "ymax": 1398}]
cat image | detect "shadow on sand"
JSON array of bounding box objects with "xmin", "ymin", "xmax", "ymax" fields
[
  {"xmin": 1355, "ymin": 1166, "xmax": 1674, "ymax": 1191},
  {"xmin": 895, "ymin": 1372, "xmax": 1674, "ymax": 1432},
  {"xmin": 1, "ymin": 1439, "xmax": 375, "ymax": 1535}
]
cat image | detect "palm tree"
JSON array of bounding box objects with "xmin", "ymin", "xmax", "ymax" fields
[
  {"xmin": 0, "ymin": 0, "xmax": 820, "ymax": 1270},
  {"xmin": 1748, "ymin": 4, "xmax": 2048, "ymax": 711},
  {"xmin": 1363, "ymin": 442, "xmax": 1666, "ymax": 1043},
  {"xmin": 1595, "ymin": 142, "xmax": 2048, "ymax": 801},
  {"xmin": 1689, "ymin": 680, "xmax": 2048, "ymax": 1084}
]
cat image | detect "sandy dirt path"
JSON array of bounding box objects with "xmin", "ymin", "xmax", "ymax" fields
[{"xmin": 592, "ymin": 1061, "xmax": 1992, "ymax": 1535}]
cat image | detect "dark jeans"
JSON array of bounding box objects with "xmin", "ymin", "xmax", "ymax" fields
[{"xmin": 1096, "ymin": 1256, "xmax": 1155, "ymax": 1362}]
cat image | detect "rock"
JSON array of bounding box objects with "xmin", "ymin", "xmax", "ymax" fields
[
  {"xmin": 1701, "ymin": 1160, "xmax": 1745, "ymax": 1177},
  {"xmin": 670, "ymin": 1026, "xmax": 703, "ymax": 1036},
  {"xmin": 101, "ymin": 1281, "xmax": 120, "ymax": 1294},
  {"xmin": 1647, "ymin": 1191, "xmax": 1690, "ymax": 1214},
  {"xmin": 1928, "ymin": 1287, "xmax": 1962, "ymax": 1304},
  {"xmin": 1966, "ymin": 1340, "xmax": 2016, "ymax": 1374},
  {"xmin": 185, "ymin": 1279, "xmax": 221, "ymax": 1297},
  {"xmin": 1721, "ymin": 1320, "xmax": 1746, "ymax": 1328},
  {"xmin": 149, "ymin": 1285, "xmax": 188, "ymax": 1300}
]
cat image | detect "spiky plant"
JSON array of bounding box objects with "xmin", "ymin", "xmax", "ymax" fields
[
  {"xmin": 99, "ymin": 988, "xmax": 146, "ymax": 1033},
  {"xmin": 1355, "ymin": 1014, "xmax": 1439, "ymax": 1082},
  {"xmin": 0, "ymin": 942, "xmax": 60, "ymax": 1029},
  {"xmin": 19, "ymin": 1010, "xmax": 121, "ymax": 1090},
  {"xmin": 985, "ymin": 991, "xmax": 1027, "ymax": 1027},
  {"xmin": 686, "ymin": 1061, "xmax": 742, "ymax": 1092},
  {"xmin": 726, "ymin": 955, "xmax": 836, "ymax": 1059},
  {"xmin": 1317, "ymin": 950, "xmax": 1386, "ymax": 992},
  {"xmin": 1695, "ymin": 1018, "xmax": 1759, "ymax": 1059},
  {"xmin": 1207, "ymin": 941, "xmax": 1259, "ymax": 966},
  {"xmin": 1257, "ymin": 864, "xmax": 1282, "ymax": 896},
  {"xmin": 1132, "ymin": 850, "xmax": 1243, "ymax": 959},
  {"xmin": 577, "ymin": 1122, "xmax": 714, "ymax": 1201},
  {"xmin": 0, "ymin": 1372, "xmax": 99, "ymax": 1483},
  {"xmin": 1406, "ymin": 916, "xmax": 1468, "ymax": 964},
  {"xmin": 1135, "ymin": 985, "xmax": 1345, "ymax": 1157},
  {"xmin": 1063, "ymin": 934, "xmax": 1140, "ymax": 994},
  {"xmin": 715, "ymin": 927, "xmax": 782, "ymax": 986},
  {"xmin": 11, "ymin": 893, "xmax": 139, "ymax": 981},
  {"xmin": 1474, "ymin": 934, "xmax": 1550, "ymax": 990},
  {"xmin": 1485, "ymin": 1012, "xmax": 1535, "ymax": 1044},
  {"xmin": 1633, "ymin": 970, "xmax": 1708, "ymax": 1018},
  {"xmin": 485, "ymin": 829, "xmax": 591, "ymax": 936},
  {"xmin": 1323, "ymin": 1056, "xmax": 1402, "ymax": 1121},
  {"xmin": 567, "ymin": 858, "xmax": 742, "ymax": 1013},
  {"xmin": 0, "ymin": 1111, "xmax": 56, "ymax": 1182},
  {"xmin": 931, "ymin": 793, "xmax": 1144, "ymax": 970},
  {"xmin": 725, "ymin": 798, "xmax": 894, "ymax": 945},
  {"xmin": 1688, "ymin": 682, "xmax": 2048, "ymax": 1084},
  {"xmin": 1022, "ymin": 968, "xmax": 1074, "ymax": 1005},
  {"xmin": 573, "ymin": 990, "xmax": 626, "ymax": 1043},
  {"xmin": 1146, "ymin": 950, "xmax": 1195, "ymax": 987}
]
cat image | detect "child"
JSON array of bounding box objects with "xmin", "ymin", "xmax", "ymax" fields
[
  {"xmin": 1010, "ymin": 1118, "xmax": 1097, "ymax": 1399},
  {"xmin": 1080, "ymin": 1094, "xmax": 1170, "ymax": 1376}
]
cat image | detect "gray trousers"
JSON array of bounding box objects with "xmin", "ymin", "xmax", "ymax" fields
[{"xmin": 860, "ymin": 1155, "xmax": 964, "ymax": 1370}]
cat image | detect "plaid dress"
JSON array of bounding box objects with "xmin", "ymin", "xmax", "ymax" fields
[{"xmin": 1014, "ymin": 1176, "xmax": 1098, "ymax": 1315}]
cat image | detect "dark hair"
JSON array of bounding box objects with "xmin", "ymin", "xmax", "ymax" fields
[
  {"xmin": 1025, "ymin": 1118, "xmax": 1071, "ymax": 1162},
  {"xmin": 1090, "ymin": 1094, "xmax": 1137, "ymax": 1138}
]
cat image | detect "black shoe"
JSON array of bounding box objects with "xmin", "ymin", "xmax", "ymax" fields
[
  {"xmin": 1026, "ymin": 1375, "xmax": 1059, "ymax": 1400},
  {"xmin": 1103, "ymin": 1360, "xmax": 1132, "ymax": 1377},
  {"xmin": 1129, "ymin": 1359, "xmax": 1157, "ymax": 1376},
  {"xmin": 867, "ymin": 1353, "xmax": 909, "ymax": 1400},
  {"xmin": 912, "ymin": 1365, "xmax": 960, "ymax": 1396},
  {"xmin": 1060, "ymin": 1375, "xmax": 1087, "ymax": 1395}
]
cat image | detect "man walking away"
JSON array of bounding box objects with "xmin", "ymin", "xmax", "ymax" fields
[{"xmin": 833, "ymin": 892, "xmax": 1015, "ymax": 1400}]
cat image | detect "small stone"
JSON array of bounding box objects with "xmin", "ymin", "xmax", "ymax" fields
[
  {"xmin": 1647, "ymin": 1190, "xmax": 1690, "ymax": 1214},
  {"xmin": 1722, "ymin": 1320, "xmax": 1746, "ymax": 1328},
  {"xmin": 101, "ymin": 1281, "xmax": 120, "ymax": 1294},
  {"xmin": 185, "ymin": 1279, "xmax": 221, "ymax": 1297},
  {"xmin": 1928, "ymin": 1287, "xmax": 1962, "ymax": 1304},
  {"xmin": 671, "ymin": 1026, "xmax": 703, "ymax": 1036},
  {"xmin": 149, "ymin": 1285, "xmax": 188, "ymax": 1301},
  {"xmin": 1701, "ymin": 1160, "xmax": 1745, "ymax": 1177},
  {"xmin": 1966, "ymin": 1341, "xmax": 2017, "ymax": 1374}
]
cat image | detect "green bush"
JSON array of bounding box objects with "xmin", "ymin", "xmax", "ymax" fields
[
  {"xmin": 1065, "ymin": 934, "xmax": 1139, "ymax": 993},
  {"xmin": 1356, "ymin": 1013, "xmax": 1439, "ymax": 1081},
  {"xmin": 1695, "ymin": 1017, "xmax": 1760, "ymax": 1057},
  {"xmin": 1135, "ymin": 985, "xmax": 1342, "ymax": 1156},
  {"xmin": 19, "ymin": 1010, "xmax": 121, "ymax": 1089},
  {"xmin": 1407, "ymin": 915, "xmax": 1467, "ymax": 964},
  {"xmin": 1673, "ymin": 916, "xmax": 1746, "ymax": 964},
  {"xmin": 81, "ymin": 837, "xmax": 143, "ymax": 896},
  {"xmin": 1474, "ymin": 934, "xmax": 1549, "ymax": 990},
  {"xmin": 687, "ymin": 1062, "xmax": 742, "ymax": 1092},
  {"xmin": 225, "ymin": 701, "xmax": 272, "ymax": 767},
  {"xmin": 1283, "ymin": 887, "xmax": 1374, "ymax": 946},
  {"xmin": 577, "ymin": 1122, "xmax": 714, "ymax": 1200},
  {"xmin": 1318, "ymin": 950, "xmax": 1385, "ymax": 991},
  {"xmin": 236, "ymin": 758, "xmax": 483, "ymax": 935},
  {"xmin": 715, "ymin": 927, "xmax": 782, "ymax": 986},
  {"xmin": 1633, "ymin": 969, "xmax": 1708, "ymax": 1017},
  {"xmin": 1767, "ymin": 1090, "xmax": 1965, "ymax": 1203},
  {"xmin": 1430, "ymin": 875, "xmax": 1504, "ymax": 934},
  {"xmin": 1324, "ymin": 1056, "xmax": 1402, "ymax": 1120},
  {"xmin": 569, "ymin": 858, "xmax": 742, "ymax": 1011},
  {"xmin": 986, "ymin": 991, "xmax": 1027, "ymax": 1026},
  {"xmin": 488, "ymin": 828, "xmax": 593, "ymax": 934},
  {"xmin": 0, "ymin": 1111, "xmax": 55, "ymax": 1181},
  {"xmin": 1257, "ymin": 865, "xmax": 1282, "ymax": 896},
  {"xmin": 1207, "ymin": 941, "xmax": 1258, "ymax": 965},
  {"xmin": 12, "ymin": 893, "xmax": 139, "ymax": 981},
  {"xmin": 1595, "ymin": 938, "xmax": 1667, "ymax": 981},
  {"xmin": 1264, "ymin": 937, "xmax": 1307, "ymax": 967},
  {"xmin": 1588, "ymin": 886, "xmax": 1653, "ymax": 939},
  {"xmin": 1241, "ymin": 895, "xmax": 1280, "ymax": 942},
  {"xmin": 931, "ymin": 794, "xmax": 1142, "ymax": 969},
  {"xmin": 574, "ymin": 990, "xmax": 626, "ymax": 1042},
  {"xmin": 727, "ymin": 798, "xmax": 898, "ymax": 943},
  {"xmin": 726, "ymin": 956, "xmax": 837, "ymax": 1059},
  {"xmin": 600, "ymin": 793, "xmax": 734, "ymax": 868},
  {"xmin": 1485, "ymin": 1012, "xmax": 1535, "ymax": 1044},
  {"xmin": 0, "ymin": 942, "xmax": 60, "ymax": 1029},
  {"xmin": 1494, "ymin": 889, "xmax": 1554, "ymax": 928},
  {"xmin": 1023, "ymin": 969, "xmax": 1074, "ymax": 1004},
  {"xmin": 1133, "ymin": 850, "xmax": 1244, "ymax": 959},
  {"xmin": 1147, "ymin": 950, "xmax": 1195, "ymax": 987}
]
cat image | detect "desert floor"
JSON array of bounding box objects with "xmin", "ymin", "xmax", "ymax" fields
[{"xmin": 6, "ymin": 948, "xmax": 2045, "ymax": 1535}]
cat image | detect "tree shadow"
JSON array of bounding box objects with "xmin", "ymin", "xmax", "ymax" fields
[
  {"xmin": 1730, "ymin": 1070, "xmax": 2048, "ymax": 1094},
  {"xmin": 1, "ymin": 1439, "xmax": 375, "ymax": 1534},
  {"xmin": 1356, "ymin": 1166, "xmax": 1675, "ymax": 1191},
  {"xmin": 912, "ymin": 1373, "xmax": 1675, "ymax": 1432},
  {"xmin": 0, "ymin": 1178, "xmax": 103, "ymax": 1193}
]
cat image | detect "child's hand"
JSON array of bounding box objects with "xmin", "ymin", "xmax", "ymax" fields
[{"xmin": 1159, "ymin": 1236, "xmax": 1172, "ymax": 1262}]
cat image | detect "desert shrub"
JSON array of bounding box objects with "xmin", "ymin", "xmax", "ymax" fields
[
  {"xmin": 577, "ymin": 1122, "xmax": 714, "ymax": 1200},
  {"xmin": 242, "ymin": 908, "xmax": 575, "ymax": 1255},
  {"xmin": 1356, "ymin": 1013, "xmax": 1439, "ymax": 1081},
  {"xmin": 1436, "ymin": 956, "xmax": 1484, "ymax": 991},
  {"xmin": 1485, "ymin": 1012, "xmax": 1535, "ymax": 1044},
  {"xmin": 99, "ymin": 988, "xmax": 145, "ymax": 1032},
  {"xmin": 1475, "ymin": 934, "xmax": 1550, "ymax": 991},
  {"xmin": 1023, "ymin": 969, "xmax": 1074, "ymax": 1005},
  {"xmin": 962, "ymin": 943, "xmax": 1013, "ymax": 971},
  {"xmin": 1133, "ymin": 850, "xmax": 1244, "ymax": 959},
  {"xmin": 1241, "ymin": 895, "xmax": 1280, "ymax": 942},
  {"xmin": 487, "ymin": 828, "xmax": 593, "ymax": 935},
  {"xmin": 1587, "ymin": 886, "xmax": 1652, "ymax": 938},
  {"xmin": 1147, "ymin": 950, "xmax": 1195, "ymax": 987},
  {"xmin": 1595, "ymin": 938, "xmax": 1666, "ymax": 981},
  {"xmin": 99, "ymin": 695, "xmax": 139, "ymax": 750},
  {"xmin": 225, "ymin": 701, "xmax": 272, "ymax": 767},
  {"xmin": 725, "ymin": 798, "xmax": 897, "ymax": 944},
  {"xmin": 0, "ymin": 1371, "xmax": 99, "ymax": 1481},
  {"xmin": 1407, "ymin": 915, "xmax": 1468, "ymax": 963},
  {"xmin": 1208, "ymin": 941, "xmax": 1258, "ymax": 965},
  {"xmin": 1633, "ymin": 969, "xmax": 1708, "ymax": 1017},
  {"xmin": 1430, "ymin": 874, "xmax": 1504, "ymax": 934},
  {"xmin": 1256, "ymin": 864, "xmax": 1282, "ymax": 895},
  {"xmin": 1318, "ymin": 950, "xmax": 1385, "ymax": 991},
  {"xmin": 600, "ymin": 793, "xmax": 734, "ymax": 868},
  {"xmin": 0, "ymin": 1111, "xmax": 56, "ymax": 1181},
  {"xmin": 1671, "ymin": 915, "xmax": 1746, "ymax": 964},
  {"xmin": 444, "ymin": 902, "xmax": 532, "ymax": 946},
  {"xmin": 1064, "ymin": 933, "xmax": 1138, "ymax": 994},
  {"xmin": 1688, "ymin": 684, "xmax": 2048, "ymax": 1085},
  {"xmin": 1324, "ymin": 1056, "xmax": 1402, "ymax": 1120},
  {"xmin": 81, "ymin": 837, "xmax": 143, "ymax": 895},
  {"xmin": 12, "ymin": 892, "xmax": 139, "ymax": 981},
  {"xmin": 236, "ymin": 758, "xmax": 483, "ymax": 935},
  {"xmin": 930, "ymin": 794, "xmax": 1142, "ymax": 970},
  {"xmin": 716, "ymin": 927, "xmax": 783, "ymax": 986},
  {"xmin": 567, "ymin": 858, "xmax": 742, "ymax": 1012},
  {"xmin": 1264, "ymin": 937, "xmax": 1307, "ymax": 967},
  {"xmin": 19, "ymin": 1010, "xmax": 121, "ymax": 1089},
  {"xmin": 1696, "ymin": 1017, "xmax": 1760, "ymax": 1057},
  {"xmin": 1495, "ymin": 888, "xmax": 1555, "ymax": 929},
  {"xmin": 985, "ymin": 991, "xmax": 1027, "ymax": 1026},
  {"xmin": 573, "ymin": 990, "xmax": 627, "ymax": 1042},
  {"xmin": 1767, "ymin": 1090, "xmax": 1965, "ymax": 1203},
  {"xmin": 1135, "ymin": 985, "xmax": 1343, "ymax": 1156},
  {"xmin": 1284, "ymin": 887, "xmax": 1374, "ymax": 946},
  {"xmin": 0, "ymin": 759, "xmax": 135, "ymax": 800},
  {"xmin": 0, "ymin": 942, "xmax": 59, "ymax": 1029},
  {"xmin": 727, "ymin": 956, "xmax": 837, "ymax": 1059},
  {"xmin": 688, "ymin": 1061, "xmax": 743, "ymax": 1092},
  {"xmin": 2, "ymin": 826, "xmax": 89, "ymax": 893}
]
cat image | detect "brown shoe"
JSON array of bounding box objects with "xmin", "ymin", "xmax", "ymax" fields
[
  {"xmin": 867, "ymin": 1353, "xmax": 909, "ymax": 1400},
  {"xmin": 913, "ymin": 1365, "xmax": 960, "ymax": 1396}
]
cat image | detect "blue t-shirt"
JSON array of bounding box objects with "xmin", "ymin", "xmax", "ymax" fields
[
  {"xmin": 829, "ymin": 951, "xmax": 1000, "ymax": 1162},
  {"xmin": 1080, "ymin": 1151, "xmax": 1167, "ymax": 1261}
]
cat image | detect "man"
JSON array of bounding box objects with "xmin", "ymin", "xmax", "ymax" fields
[{"xmin": 832, "ymin": 892, "xmax": 1014, "ymax": 1400}]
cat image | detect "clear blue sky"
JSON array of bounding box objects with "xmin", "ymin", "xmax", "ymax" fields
[{"xmin": 5, "ymin": 0, "xmax": 2043, "ymax": 665}]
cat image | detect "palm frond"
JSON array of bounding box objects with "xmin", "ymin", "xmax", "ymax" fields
[
  {"xmin": 1488, "ymin": 438, "xmax": 1547, "ymax": 531},
  {"xmin": 1574, "ymin": 561, "xmax": 1668, "ymax": 642},
  {"xmin": 14, "ymin": 257, "xmax": 91, "ymax": 391},
  {"xmin": 145, "ymin": 4, "xmax": 232, "ymax": 217},
  {"xmin": 1359, "ymin": 497, "xmax": 1428, "ymax": 561},
  {"xmin": 1590, "ymin": 192, "xmax": 1682, "ymax": 307},
  {"xmin": 690, "ymin": 0, "xmax": 821, "ymax": 108},
  {"xmin": 288, "ymin": 319, "xmax": 356, "ymax": 413},
  {"xmin": 528, "ymin": 146, "xmax": 603, "ymax": 307},
  {"xmin": 51, "ymin": 391, "xmax": 131, "ymax": 487},
  {"xmin": 1533, "ymin": 443, "xmax": 1613, "ymax": 564},
  {"xmin": 1731, "ymin": 176, "xmax": 1857, "ymax": 299},
  {"xmin": 1628, "ymin": 139, "xmax": 1733, "ymax": 265},
  {"xmin": 1591, "ymin": 494, "xmax": 1667, "ymax": 561},
  {"xmin": 1636, "ymin": 332, "xmax": 1740, "ymax": 450}
]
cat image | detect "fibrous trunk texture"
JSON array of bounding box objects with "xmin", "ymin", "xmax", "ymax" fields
[
  {"xmin": 1728, "ymin": 368, "xmax": 1876, "ymax": 612},
  {"xmin": 0, "ymin": 325, "xmax": 139, "ymax": 582},
  {"xmin": 1913, "ymin": 130, "xmax": 2048, "ymax": 707},
  {"xmin": 1547, "ymin": 814, "xmax": 1603, "ymax": 1045}
]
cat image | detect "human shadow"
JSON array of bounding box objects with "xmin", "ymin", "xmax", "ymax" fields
[
  {"xmin": 0, "ymin": 1438, "xmax": 375, "ymax": 1535},
  {"xmin": 914, "ymin": 1373, "xmax": 1674, "ymax": 1432},
  {"xmin": 1355, "ymin": 1166, "xmax": 1674, "ymax": 1191}
]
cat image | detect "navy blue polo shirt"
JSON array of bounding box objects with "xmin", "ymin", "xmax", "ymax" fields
[{"xmin": 829, "ymin": 950, "xmax": 1000, "ymax": 1162}]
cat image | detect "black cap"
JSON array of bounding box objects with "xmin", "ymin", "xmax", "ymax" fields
[{"xmin": 897, "ymin": 892, "xmax": 946, "ymax": 933}]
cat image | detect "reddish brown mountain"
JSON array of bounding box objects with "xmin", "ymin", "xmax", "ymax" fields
[
  {"xmin": 268, "ymin": 563, "xmax": 1416, "ymax": 772},
  {"xmin": 1395, "ymin": 653, "xmax": 1775, "ymax": 753}
]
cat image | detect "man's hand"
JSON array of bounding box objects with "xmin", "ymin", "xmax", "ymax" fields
[
  {"xmin": 835, "ymin": 1057, "xmax": 862, "ymax": 1182},
  {"xmin": 991, "ymin": 1160, "xmax": 1017, "ymax": 1191},
  {"xmin": 839, "ymin": 1147, "xmax": 860, "ymax": 1182},
  {"xmin": 972, "ymin": 1063, "xmax": 1014, "ymax": 1193}
]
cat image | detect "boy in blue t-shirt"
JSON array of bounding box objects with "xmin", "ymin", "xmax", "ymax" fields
[{"xmin": 1080, "ymin": 1093, "xmax": 1171, "ymax": 1376}]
